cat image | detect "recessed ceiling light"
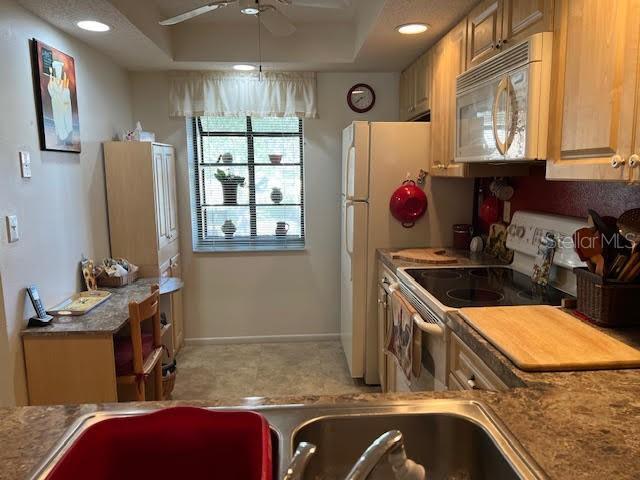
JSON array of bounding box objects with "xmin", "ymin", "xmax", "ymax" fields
[
  {"xmin": 77, "ymin": 20, "xmax": 111, "ymax": 32},
  {"xmin": 233, "ymin": 64, "xmax": 256, "ymax": 71},
  {"xmin": 241, "ymin": 7, "xmax": 260, "ymax": 15},
  {"xmin": 396, "ymin": 23, "xmax": 429, "ymax": 35}
]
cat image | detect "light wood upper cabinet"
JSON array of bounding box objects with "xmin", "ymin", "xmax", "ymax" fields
[
  {"xmin": 546, "ymin": 0, "xmax": 640, "ymax": 182},
  {"xmin": 466, "ymin": 0, "xmax": 553, "ymax": 69},
  {"xmin": 153, "ymin": 148, "xmax": 169, "ymax": 249},
  {"xmin": 502, "ymin": 0, "xmax": 553, "ymax": 46},
  {"xmin": 466, "ymin": 0, "xmax": 503, "ymax": 68},
  {"xmin": 164, "ymin": 147, "xmax": 179, "ymax": 242},
  {"xmin": 104, "ymin": 142, "xmax": 181, "ymax": 276},
  {"xmin": 430, "ymin": 20, "xmax": 467, "ymax": 176},
  {"xmin": 399, "ymin": 51, "xmax": 432, "ymax": 120},
  {"xmin": 414, "ymin": 51, "xmax": 432, "ymax": 115}
]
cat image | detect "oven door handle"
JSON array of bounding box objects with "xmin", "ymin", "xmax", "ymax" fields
[
  {"xmin": 412, "ymin": 313, "xmax": 444, "ymax": 337},
  {"xmin": 386, "ymin": 283, "xmax": 444, "ymax": 337}
]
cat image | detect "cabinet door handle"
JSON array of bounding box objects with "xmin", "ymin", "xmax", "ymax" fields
[
  {"xmin": 467, "ymin": 375, "xmax": 477, "ymax": 389},
  {"xmin": 629, "ymin": 154, "xmax": 639, "ymax": 169},
  {"xmin": 611, "ymin": 154, "xmax": 626, "ymax": 169}
]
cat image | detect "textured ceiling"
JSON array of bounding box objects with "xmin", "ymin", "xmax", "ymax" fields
[{"xmin": 16, "ymin": 0, "xmax": 478, "ymax": 71}]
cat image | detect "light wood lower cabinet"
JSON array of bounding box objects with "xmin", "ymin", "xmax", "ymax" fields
[
  {"xmin": 546, "ymin": 0, "xmax": 640, "ymax": 182},
  {"xmin": 448, "ymin": 332, "xmax": 508, "ymax": 391}
]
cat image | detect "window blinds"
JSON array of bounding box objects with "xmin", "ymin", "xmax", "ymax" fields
[{"xmin": 191, "ymin": 116, "xmax": 305, "ymax": 252}]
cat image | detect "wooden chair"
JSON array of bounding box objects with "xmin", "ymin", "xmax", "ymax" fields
[{"xmin": 116, "ymin": 285, "xmax": 163, "ymax": 401}]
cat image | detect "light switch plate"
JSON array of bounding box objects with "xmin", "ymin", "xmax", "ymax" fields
[
  {"xmin": 19, "ymin": 151, "xmax": 31, "ymax": 178},
  {"xmin": 6, "ymin": 215, "xmax": 19, "ymax": 243}
]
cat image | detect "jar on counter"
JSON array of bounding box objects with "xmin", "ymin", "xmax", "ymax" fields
[{"xmin": 453, "ymin": 224, "xmax": 473, "ymax": 250}]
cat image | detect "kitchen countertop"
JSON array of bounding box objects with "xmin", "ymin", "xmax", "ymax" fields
[
  {"xmin": 3, "ymin": 252, "xmax": 639, "ymax": 479},
  {"xmin": 21, "ymin": 277, "xmax": 183, "ymax": 336}
]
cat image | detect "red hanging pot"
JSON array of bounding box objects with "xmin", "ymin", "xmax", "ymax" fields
[{"xmin": 389, "ymin": 180, "xmax": 428, "ymax": 228}]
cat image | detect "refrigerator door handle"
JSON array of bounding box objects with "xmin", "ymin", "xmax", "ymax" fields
[{"xmin": 345, "ymin": 200, "xmax": 354, "ymax": 280}]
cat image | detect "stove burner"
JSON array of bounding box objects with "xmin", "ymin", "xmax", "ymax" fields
[
  {"xmin": 469, "ymin": 268, "xmax": 490, "ymax": 278},
  {"xmin": 419, "ymin": 270, "xmax": 463, "ymax": 280},
  {"xmin": 517, "ymin": 288, "xmax": 548, "ymax": 301},
  {"xmin": 447, "ymin": 288, "xmax": 505, "ymax": 303}
]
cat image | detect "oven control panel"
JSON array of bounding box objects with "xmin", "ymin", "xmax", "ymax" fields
[{"xmin": 506, "ymin": 211, "xmax": 588, "ymax": 269}]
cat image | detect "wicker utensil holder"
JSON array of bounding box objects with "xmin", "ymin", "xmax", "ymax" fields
[{"xmin": 574, "ymin": 267, "xmax": 640, "ymax": 327}]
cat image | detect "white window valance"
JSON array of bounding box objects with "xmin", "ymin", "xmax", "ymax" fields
[{"xmin": 169, "ymin": 71, "xmax": 318, "ymax": 118}]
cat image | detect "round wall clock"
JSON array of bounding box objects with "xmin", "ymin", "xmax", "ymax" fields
[{"xmin": 347, "ymin": 83, "xmax": 376, "ymax": 113}]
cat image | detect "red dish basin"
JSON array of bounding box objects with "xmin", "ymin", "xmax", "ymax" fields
[{"xmin": 45, "ymin": 407, "xmax": 272, "ymax": 480}]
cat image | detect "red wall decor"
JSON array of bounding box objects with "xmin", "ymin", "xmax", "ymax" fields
[{"xmin": 475, "ymin": 167, "xmax": 640, "ymax": 232}]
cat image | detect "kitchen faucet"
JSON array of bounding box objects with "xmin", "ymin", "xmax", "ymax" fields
[{"xmin": 284, "ymin": 430, "xmax": 425, "ymax": 480}]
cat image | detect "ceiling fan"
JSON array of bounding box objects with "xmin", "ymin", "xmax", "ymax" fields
[{"xmin": 159, "ymin": 0, "xmax": 349, "ymax": 37}]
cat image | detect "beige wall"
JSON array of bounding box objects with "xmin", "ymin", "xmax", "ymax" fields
[
  {"xmin": 0, "ymin": 0, "xmax": 133, "ymax": 405},
  {"xmin": 130, "ymin": 71, "xmax": 400, "ymax": 342}
]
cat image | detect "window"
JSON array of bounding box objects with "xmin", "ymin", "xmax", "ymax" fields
[{"xmin": 190, "ymin": 116, "xmax": 305, "ymax": 252}]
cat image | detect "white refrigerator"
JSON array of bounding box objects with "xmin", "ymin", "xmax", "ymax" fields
[{"xmin": 340, "ymin": 121, "xmax": 473, "ymax": 384}]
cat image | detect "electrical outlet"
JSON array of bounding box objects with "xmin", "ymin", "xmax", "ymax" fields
[
  {"xmin": 6, "ymin": 215, "xmax": 19, "ymax": 243},
  {"xmin": 19, "ymin": 151, "xmax": 31, "ymax": 178}
]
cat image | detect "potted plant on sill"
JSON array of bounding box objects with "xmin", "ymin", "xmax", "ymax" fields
[{"xmin": 215, "ymin": 169, "xmax": 245, "ymax": 205}]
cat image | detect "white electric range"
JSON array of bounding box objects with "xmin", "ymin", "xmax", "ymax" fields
[{"xmin": 390, "ymin": 211, "xmax": 588, "ymax": 392}]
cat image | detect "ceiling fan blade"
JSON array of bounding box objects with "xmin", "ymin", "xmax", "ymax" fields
[
  {"xmin": 289, "ymin": 0, "xmax": 349, "ymax": 8},
  {"xmin": 259, "ymin": 8, "xmax": 296, "ymax": 36},
  {"xmin": 159, "ymin": 3, "xmax": 227, "ymax": 26}
]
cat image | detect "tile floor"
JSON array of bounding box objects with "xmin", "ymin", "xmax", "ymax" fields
[{"xmin": 171, "ymin": 341, "xmax": 380, "ymax": 400}]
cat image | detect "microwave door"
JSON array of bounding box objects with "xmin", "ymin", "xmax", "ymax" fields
[
  {"xmin": 456, "ymin": 77, "xmax": 506, "ymax": 163},
  {"xmin": 503, "ymin": 66, "xmax": 530, "ymax": 160}
]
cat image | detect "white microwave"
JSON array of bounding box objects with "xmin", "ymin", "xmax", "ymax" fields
[{"xmin": 455, "ymin": 32, "xmax": 553, "ymax": 163}]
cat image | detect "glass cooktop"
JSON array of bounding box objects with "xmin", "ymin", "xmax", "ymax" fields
[{"xmin": 404, "ymin": 267, "xmax": 570, "ymax": 308}]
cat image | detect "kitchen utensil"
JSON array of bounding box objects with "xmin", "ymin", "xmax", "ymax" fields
[
  {"xmin": 618, "ymin": 208, "xmax": 640, "ymax": 253},
  {"xmin": 390, "ymin": 248, "xmax": 458, "ymax": 265},
  {"xmin": 588, "ymin": 209, "xmax": 617, "ymax": 239},
  {"xmin": 478, "ymin": 195, "xmax": 501, "ymax": 230},
  {"xmin": 608, "ymin": 254, "xmax": 629, "ymax": 279},
  {"xmin": 452, "ymin": 224, "xmax": 473, "ymax": 250},
  {"xmin": 459, "ymin": 305, "xmax": 640, "ymax": 371},
  {"xmin": 389, "ymin": 180, "xmax": 428, "ymax": 228},
  {"xmin": 618, "ymin": 252, "xmax": 640, "ymax": 281},
  {"xmin": 573, "ymin": 227, "xmax": 605, "ymax": 275}
]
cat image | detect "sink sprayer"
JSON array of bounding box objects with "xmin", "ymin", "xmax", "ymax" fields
[{"xmin": 284, "ymin": 430, "xmax": 426, "ymax": 480}]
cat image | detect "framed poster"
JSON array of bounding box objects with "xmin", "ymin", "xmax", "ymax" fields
[{"xmin": 31, "ymin": 39, "xmax": 81, "ymax": 153}]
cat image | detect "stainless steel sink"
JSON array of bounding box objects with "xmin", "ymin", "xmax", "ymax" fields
[{"xmin": 29, "ymin": 400, "xmax": 547, "ymax": 480}]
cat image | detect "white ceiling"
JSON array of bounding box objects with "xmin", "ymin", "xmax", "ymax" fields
[{"xmin": 17, "ymin": 0, "xmax": 478, "ymax": 72}]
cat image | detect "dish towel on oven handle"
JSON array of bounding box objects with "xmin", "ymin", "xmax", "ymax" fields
[{"xmin": 386, "ymin": 290, "xmax": 422, "ymax": 382}]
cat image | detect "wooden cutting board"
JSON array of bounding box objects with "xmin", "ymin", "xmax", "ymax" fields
[
  {"xmin": 391, "ymin": 248, "xmax": 458, "ymax": 264},
  {"xmin": 459, "ymin": 305, "xmax": 640, "ymax": 372}
]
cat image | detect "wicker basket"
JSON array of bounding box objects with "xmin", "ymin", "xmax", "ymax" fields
[
  {"xmin": 574, "ymin": 267, "xmax": 640, "ymax": 327},
  {"xmin": 96, "ymin": 269, "xmax": 139, "ymax": 288},
  {"xmin": 162, "ymin": 370, "xmax": 177, "ymax": 400}
]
